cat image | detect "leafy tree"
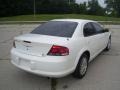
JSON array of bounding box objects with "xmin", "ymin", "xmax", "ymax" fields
[
  {"xmin": 0, "ymin": 0, "xmax": 107, "ymax": 17},
  {"xmin": 105, "ymin": 0, "xmax": 120, "ymax": 17},
  {"xmin": 0, "ymin": 0, "xmax": 33, "ymax": 16},
  {"xmin": 79, "ymin": 2, "xmax": 87, "ymax": 14},
  {"xmin": 87, "ymin": 0, "xmax": 105, "ymax": 16},
  {"xmin": 36, "ymin": 0, "xmax": 74, "ymax": 14}
]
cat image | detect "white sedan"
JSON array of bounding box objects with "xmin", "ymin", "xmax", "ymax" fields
[{"xmin": 11, "ymin": 19, "xmax": 111, "ymax": 79}]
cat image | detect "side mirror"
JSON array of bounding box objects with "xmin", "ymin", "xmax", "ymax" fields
[{"xmin": 103, "ymin": 28, "xmax": 109, "ymax": 32}]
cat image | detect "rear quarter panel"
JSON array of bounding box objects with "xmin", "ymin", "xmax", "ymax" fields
[{"xmin": 66, "ymin": 37, "xmax": 89, "ymax": 70}]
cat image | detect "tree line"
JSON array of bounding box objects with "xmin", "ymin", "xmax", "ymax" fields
[{"xmin": 0, "ymin": 0, "xmax": 120, "ymax": 17}]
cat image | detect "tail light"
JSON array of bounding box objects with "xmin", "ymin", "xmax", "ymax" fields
[
  {"xmin": 13, "ymin": 40, "xmax": 16, "ymax": 48},
  {"xmin": 48, "ymin": 45, "xmax": 69, "ymax": 56}
]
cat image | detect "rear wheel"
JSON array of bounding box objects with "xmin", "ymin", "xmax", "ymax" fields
[{"xmin": 73, "ymin": 54, "xmax": 88, "ymax": 79}]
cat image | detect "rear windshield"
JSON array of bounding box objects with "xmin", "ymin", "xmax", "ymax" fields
[{"xmin": 31, "ymin": 21, "xmax": 78, "ymax": 37}]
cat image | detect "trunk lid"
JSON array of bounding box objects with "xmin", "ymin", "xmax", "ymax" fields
[{"xmin": 14, "ymin": 34, "xmax": 69, "ymax": 57}]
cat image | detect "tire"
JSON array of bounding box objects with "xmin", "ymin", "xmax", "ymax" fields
[
  {"xmin": 73, "ymin": 54, "xmax": 88, "ymax": 79},
  {"xmin": 105, "ymin": 37, "xmax": 111, "ymax": 51}
]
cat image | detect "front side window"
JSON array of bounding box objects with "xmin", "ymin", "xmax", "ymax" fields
[
  {"xmin": 83, "ymin": 23, "xmax": 96, "ymax": 37},
  {"xmin": 92, "ymin": 23, "xmax": 104, "ymax": 34},
  {"xmin": 31, "ymin": 21, "xmax": 78, "ymax": 38}
]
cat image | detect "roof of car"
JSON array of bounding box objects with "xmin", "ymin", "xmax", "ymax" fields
[{"xmin": 51, "ymin": 19, "xmax": 96, "ymax": 23}]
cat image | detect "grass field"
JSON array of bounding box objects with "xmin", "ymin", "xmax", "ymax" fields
[{"xmin": 0, "ymin": 14, "xmax": 120, "ymax": 21}]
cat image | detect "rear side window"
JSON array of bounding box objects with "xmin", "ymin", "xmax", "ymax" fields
[
  {"xmin": 83, "ymin": 23, "xmax": 96, "ymax": 37},
  {"xmin": 31, "ymin": 21, "xmax": 78, "ymax": 38}
]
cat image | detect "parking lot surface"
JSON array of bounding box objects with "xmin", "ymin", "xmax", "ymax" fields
[{"xmin": 0, "ymin": 24, "xmax": 120, "ymax": 90}]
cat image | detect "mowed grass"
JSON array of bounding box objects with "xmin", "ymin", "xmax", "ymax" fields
[{"xmin": 0, "ymin": 14, "xmax": 120, "ymax": 22}]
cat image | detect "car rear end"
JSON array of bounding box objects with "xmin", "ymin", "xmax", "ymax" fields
[{"xmin": 11, "ymin": 20, "xmax": 78, "ymax": 77}]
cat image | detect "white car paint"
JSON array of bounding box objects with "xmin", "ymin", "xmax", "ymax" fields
[{"xmin": 11, "ymin": 19, "xmax": 111, "ymax": 77}]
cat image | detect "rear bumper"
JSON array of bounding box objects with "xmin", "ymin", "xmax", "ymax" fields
[{"xmin": 11, "ymin": 48, "xmax": 75, "ymax": 78}]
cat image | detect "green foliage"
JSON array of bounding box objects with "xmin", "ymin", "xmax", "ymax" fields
[
  {"xmin": 0, "ymin": 0, "xmax": 105, "ymax": 17},
  {"xmin": 0, "ymin": 0, "xmax": 33, "ymax": 16},
  {"xmin": 87, "ymin": 0, "xmax": 105, "ymax": 16},
  {"xmin": 75, "ymin": 2, "xmax": 87, "ymax": 14},
  {"xmin": 105, "ymin": 0, "xmax": 120, "ymax": 17}
]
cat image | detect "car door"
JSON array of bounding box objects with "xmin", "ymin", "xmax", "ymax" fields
[
  {"xmin": 91, "ymin": 22, "xmax": 107, "ymax": 51},
  {"xmin": 83, "ymin": 22, "xmax": 100, "ymax": 60}
]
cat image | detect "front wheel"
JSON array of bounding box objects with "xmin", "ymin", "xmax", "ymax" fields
[
  {"xmin": 105, "ymin": 37, "xmax": 111, "ymax": 51},
  {"xmin": 73, "ymin": 54, "xmax": 88, "ymax": 79}
]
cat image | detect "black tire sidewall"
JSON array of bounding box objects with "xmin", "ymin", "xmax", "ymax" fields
[
  {"xmin": 73, "ymin": 54, "xmax": 88, "ymax": 79},
  {"xmin": 106, "ymin": 38, "xmax": 111, "ymax": 51}
]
